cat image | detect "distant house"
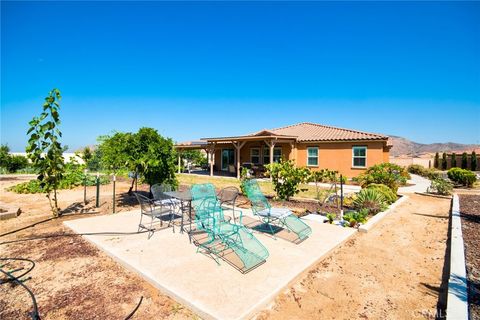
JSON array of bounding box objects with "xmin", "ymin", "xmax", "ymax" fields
[
  {"xmin": 176, "ymin": 122, "xmax": 392, "ymax": 178},
  {"xmin": 9, "ymin": 152, "xmax": 84, "ymax": 164}
]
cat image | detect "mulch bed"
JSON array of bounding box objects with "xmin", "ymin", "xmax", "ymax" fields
[{"xmin": 459, "ymin": 194, "xmax": 480, "ymax": 320}]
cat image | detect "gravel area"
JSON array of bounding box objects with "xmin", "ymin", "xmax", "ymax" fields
[{"xmin": 459, "ymin": 194, "xmax": 480, "ymax": 320}]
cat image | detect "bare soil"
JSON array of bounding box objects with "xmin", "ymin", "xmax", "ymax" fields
[
  {"xmin": 459, "ymin": 194, "xmax": 480, "ymax": 320},
  {"xmin": 0, "ymin": 176, "xmax": 458, "ymax": 319},
  {"xmin": 256, "ymin": 194, "xmax": 452, "ymax": 320},
  {"xmin": 0, "ymin": 176, "xmax": 194, "ymax": 320}
]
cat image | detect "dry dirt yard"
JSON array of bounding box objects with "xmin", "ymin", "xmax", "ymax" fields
[
  {"xmin": 256, "ymin": 194, "xmax": 452, "ymax": 320},
  {"xmin": 0, "ymin": 175, "xmax": 458, "ymax": 319}
]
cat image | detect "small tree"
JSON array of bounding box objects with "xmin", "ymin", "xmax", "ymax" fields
[
  {"xmin": 461, "ymin": 152, "xmax": 468, "ymax": 169},
  {"xmin": 434, "ymin": 152, "xmax": 439, "ymax": 169},
  {"xmin": 441, "ymin": 152, "xmax": 447, "ymax": 170},
  {"xmin": 472, "ymin": 151, "xmax": 477, "ymax": 171},
  {"xmin": 26, "ymin": 89, "xmax": 65, "ymax": 217},
  {"xmin": 0, "ymin": 144, "xmax": 10, "ymax": 169},
  {"xmin": 265, "ymin": 160, "xmax": 310, "ymax": 200},
  {"xmin": 451, "ymin": 153, "xmax": 457, "ymax": 168}
]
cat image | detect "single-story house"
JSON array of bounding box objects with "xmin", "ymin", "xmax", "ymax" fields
[{"xmin": 175, "ymin": 122, "xmax": 392, "ymax": 178}]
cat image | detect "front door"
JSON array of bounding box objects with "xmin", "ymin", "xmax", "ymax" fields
[{"xmin": 221, "ymin": 149, "xmax": 235, "ymax": 171}]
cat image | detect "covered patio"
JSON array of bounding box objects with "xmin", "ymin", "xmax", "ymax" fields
[{"xmin": 175, "ymin": 131, "xmax": 299, "ymax": 179}]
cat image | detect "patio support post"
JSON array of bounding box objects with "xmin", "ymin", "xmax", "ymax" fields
[
  {"xmin": 208, "ymin": 143, "xmax": 215, "ymax": 177},
  {"xmin": 177, "ymin": 152, "xmax": 181, "ymax": 174},
  {"xmin": 264, "ymin": 139, "xmax": 277, "ymax": 181},
  {"xmin": 233, "ymin": 141, "xmax": 246, "ymax": 179}
]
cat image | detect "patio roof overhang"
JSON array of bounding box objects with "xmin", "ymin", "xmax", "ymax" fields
[{"xmin": 200, "ymin": 134, "xmax": 298, "ymax": 143}]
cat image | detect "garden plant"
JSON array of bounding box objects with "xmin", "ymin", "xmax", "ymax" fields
[{"xmin": 265, "ymin": 160, "xmax": 310, "ymax": 200}]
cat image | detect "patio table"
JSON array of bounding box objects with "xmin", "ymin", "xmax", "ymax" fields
[{"xmin": 164, "ymin": 190, "xmax": 193, "ymax": 241}]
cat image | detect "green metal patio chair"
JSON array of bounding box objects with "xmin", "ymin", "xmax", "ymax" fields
[
  {"xmin": 191, "ymin": 183, "xmax": 269, "ymax": 273},
  {"xmin": 242, "ymin": 179, "xmax": 312, "ymax": 244}
]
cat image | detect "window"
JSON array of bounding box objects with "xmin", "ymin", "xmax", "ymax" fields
[
  {"xmin": 307, "ymin": 147, "xmax": 318, "ymax": 166},
  {"xmin": 221, "ymin": 149, "xmax": 235, "ymax": 171},
  {"xmin": 250, "ymin": 148, "xmax": 260, "ymax": 164},
  {"xmin": 352, "ymin": 146, "xmax": 367, "ymax": 168},
  {"xmin": 263, "ymin": 147, "xmax": 282, "ymax": 164}
]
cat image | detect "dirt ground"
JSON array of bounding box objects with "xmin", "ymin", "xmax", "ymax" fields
[
  {"xmin": 0, "ymin": 176, "xmax": 195, "ymax": 320},
  {"xmin": 0, "ymin": 175, "xmax": 459, "ymax": 319},
  {"xmin": 459, "ymin": 194, "xmax": 480, "ymax": 320},
  {"xmin": 256, "ymin": 194, "xmax": 452, "ymax": 320}
]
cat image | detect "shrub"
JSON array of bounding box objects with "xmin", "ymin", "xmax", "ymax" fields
[
  {"xmin": 447, "ymin": 168, "xmax": 476, "ymax": 187},
  {"xmin": 353, "ymin": 188, "xmax": 388, "ymax": 215},
  {"xmin": 428, "ymin": 178, "xmax": 453, "ymax": 196},
  {"xmin": 343, "ymin": 209, "xmax": 368, "ymax": 227},
  {"xmin": 407, "ymin": 164, "xmax": 427, "ymax": 176},
  {"xmin": 265, "ymin": 160, "xmax": 310, "ymax": 200},
  {"xmin": 451, "ymin": 153, "xmax": 457, "ymax": 168},
  {"xmin": 366, "ymin": 183, "xmax": 397, "ymax": 204},
  {"xmin": 461, "ymin": 152, "xmax": 468, "ymax": 169},
  {"xmin": 434, "ymin": 152, "xmax": 440, "ymax": 169},
  {"xmin": 472, "ymin": 151, "xmax": 477, "ymax": 171},
  {"xmin": 353, "ymin": 163, "xmax": 409, "ymax": 193},
  {"xmin": 441, "ymin": 153, "xmax": 447, "ymax": 170},
  {"xmin": 342, "ymin": 193, "xmax": 357, "ymax": 208},
  {"xmin": 8, "ymin": 166, "xmax": 110, "ymax": 194},
  {"xmin": 326, "ymin": 213, "xmax": 336, "ymax": 224}
]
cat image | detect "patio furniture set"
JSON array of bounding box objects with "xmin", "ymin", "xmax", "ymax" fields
[{"xmin": 134, "ymin": 180, "xmax": 312, "ymax": 273}]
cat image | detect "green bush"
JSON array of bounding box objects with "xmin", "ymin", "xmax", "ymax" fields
[
  {"xmin": 343, "ymin": 209, "xmax": 368, "ymax": 227},
  {"xmin": 447, "ymin": 168, "xmax": 477, "ymax": 187},
  {"xmin": 428, "ymin": 178, "xmax": 453, "ymax": 195},
  {"xmin": 8, "ymin": 166, "xmax": 110, "ymax": 194},
  {"xmin": 407, "ymin": 164, "xmax": 440, "ymax": 180},
  {"xmin": 366, "ymin": 183, "xmax": 397, "ymax": 204},
  {"xmin": 265, "ymin": 160, "xmax": 310, "ymax": 200},
  {"xmin": 407, "ymin": 164, "xmax": 426, "ymax": 176},
  {"xmin": 353, "ymin": 163, "xmax": 409, "ymax": 193},
  {"xmin": 0, "ymin": 145, "xmax": 30, "ymax": 173},
  {"xmin": 353, "ymin": 188, "xmax": 388, "ymax": 215}
]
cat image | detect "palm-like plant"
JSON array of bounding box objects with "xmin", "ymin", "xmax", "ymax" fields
[{"xmin": 353, "ymin": 188, "xmax": 387, "ymax": 215}]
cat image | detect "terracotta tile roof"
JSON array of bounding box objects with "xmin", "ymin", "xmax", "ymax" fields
[{"xmin": 266, "ymin": 122, "xmax": 389, "ymax": 142}]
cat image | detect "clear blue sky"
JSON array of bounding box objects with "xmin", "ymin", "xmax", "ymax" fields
[{"xmin": 1, "ymin": 1, "xmax": 479, "ymax": 152}]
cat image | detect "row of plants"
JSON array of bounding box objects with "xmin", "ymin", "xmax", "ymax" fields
[
  {"xmin": 433, "ymin": 151, "xmax": 477, "ymax": 171},
  {"xmin": 407, "ymin": 164, "xmax": 477, "ymax": 195},
  {"xmin": 8, "ymin": 163, "xmax": 110, "ymax": 194},
  {"xmin": 258, "ymin": 160, "xmax": 405, "ymax": 228}
]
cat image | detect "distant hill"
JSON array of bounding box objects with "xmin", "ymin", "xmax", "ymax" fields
[{"xmin": 389, "ymin": 136, "xmax": 480, "ymax": 157}]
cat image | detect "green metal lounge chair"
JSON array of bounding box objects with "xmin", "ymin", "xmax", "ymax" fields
[
  {"xmin": 191, "ymin": 183, "xmax": 269, "ymax": 273},
  {"xmin": 242, "ymin": 179, "xmax": 312, "ymax": 244}
]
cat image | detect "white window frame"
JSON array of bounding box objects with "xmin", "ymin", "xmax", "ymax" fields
[
  {"xmin": 307, "ymin": 147, "xmax": 319, "ymax": 167},
  {"xmin": 263, "ymin": 147, "xmax": 282, "ymax": 164},
  {"xmin": 250, "ymin": 148, "xmax": 260, "ymax": 164},
  {"xmin": 352, "ymin": 146, "xmax": 367, "ymax": 168}
]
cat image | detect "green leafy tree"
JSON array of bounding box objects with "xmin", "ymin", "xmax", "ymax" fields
[
  {"xmin": 441, "ymin": 152, "xmax": 447, "ymax": 170},
  {"xmin": 0, "ymin": 144, "xmax": 10, "ymax": 168},
  {"xmin": 133, "ymin": 127, "xmax": 178, "ymax": 189},
  {"xmin": 461, "ymin": 152, "xmax": 468, "ymax": 169},
  {"xmin": 451, "ymin": 153, "xmax": 457, "ymax": 168},
  {"xmin": 98, "ymin": 128, "xmax": 178, "ymax": 193},
  {"xmin": 26, "ymin": 89, "xmax": 65, "ymax": 217},
  {"xmin": 471, "ymin": 151, "xmax": 477, "ymax": 171},
  {"xmin": 434, "ymin": 152, "xmax": 439, "ymax": 169},
  {"xmin": 265, "ymin": 160, "xmax": 310, "ymax": 200},
  {"xmin": 181, "ymin": 150, "xmax": 207, "ymax": 167},
  {"xmin": 7, "ymin": 155, "xmax": 29, "ymax": 172}
]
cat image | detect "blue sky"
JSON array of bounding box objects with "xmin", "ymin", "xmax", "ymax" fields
[{"xmin": 1, "ymin": 1, "xmax": 479, "ymax": 151}]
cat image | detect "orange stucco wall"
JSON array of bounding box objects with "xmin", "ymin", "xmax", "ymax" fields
[
  {"xmin": 296, "ymin": 141, "xmax": 388, "ymax": 177},
  {"xmin": 212, "ymin": 141, "xmax": 389, "ymax": 177}
]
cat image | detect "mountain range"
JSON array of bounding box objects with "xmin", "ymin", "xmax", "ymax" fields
[{"xmin": 389, "ymin": 136, "xmax": 480, "ymax": 157}]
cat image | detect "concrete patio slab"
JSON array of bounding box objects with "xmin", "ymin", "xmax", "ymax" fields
[{"xmin": 64, "ymin": 209, "xmax": 355, "ymax": 320}]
